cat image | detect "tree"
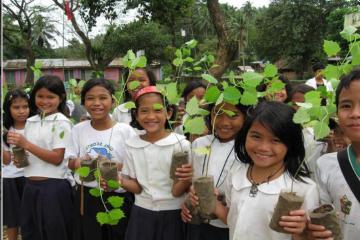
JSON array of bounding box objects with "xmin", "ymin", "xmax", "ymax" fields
[{"xmin": 3, "ymin": 0, "xmax": 57, "ymax": 84}]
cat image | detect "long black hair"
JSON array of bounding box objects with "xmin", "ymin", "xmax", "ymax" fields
[
  {"xmin": 235, "ymin": 101, "xmax": 310, "ymax": 181},
  {"xmin": 29, "ymin": 75, "xmax": 68, "ymax": 116}
]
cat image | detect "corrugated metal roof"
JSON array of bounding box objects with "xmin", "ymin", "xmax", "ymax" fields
[{"xmin": 3, "ymin": 58, "xmax": 123, "ymax": 69}]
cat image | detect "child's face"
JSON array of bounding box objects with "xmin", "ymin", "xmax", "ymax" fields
[
  {"xmin": 84, "ymin": 86, "xmax": 113, "ymax": 121},
  {"xmin": 35, "ymin": 87, "xmax": 61, "ymax": 115},
  {"xmin": 136, "ymin": 93, "xmax": 172, "ymax": 135},
  {"xmin": 185, "ymin": 87, "xmax": 205, "ymax": 102},
  {"xmin": 10, "ymin": 98, "xmax": 30, "ymax": 124},
  {"xmin": 245, "ymin": 121, "xmax": 287, "ymax": 171},
  {"xmin": 337, "ymin": 80, "xmax": 360, "ymax": 143},
  {"xmin": 127, "ymin": 69, "xmax": 151, "ymax": 99},
  {"xmin": 211, "ymin": 103, "xmax": 245, "ymax": 142},
  {"xmin": 291, "ymin": 92, "xmax": 305, "ymax": 111}
]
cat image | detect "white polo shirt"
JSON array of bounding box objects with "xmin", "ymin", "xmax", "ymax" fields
[
  {"xmin": 2, "ymin": 127, "xmax": 25, "ymax": 178},
  {"xmin": 305, "ymin": 77, "xmax": 333, "ymax": 91},
  {"xmin": 192, "ymin": 135, "xmax": 239, "ymax": 228},
  {"xmin": 65, "ymin": 120, "xmax": 136, "ymax": 192},
  {"xmin": 226, "ymin": 164, "xmax": 319, "ymax": 240},
  {"xmin": 122, "ymin": 132, "xmax": 191, "ymax": 211},
  {"xmin": 24, "ymin": 112, "xmax": 72, "ymax": 179},
  {"xmin": 315, "ymin": 151, "xmax": 360, "ymax": 240},
  {"xmin": 112, "ymin": 103, "xmax": 132, "ymax": 124}
]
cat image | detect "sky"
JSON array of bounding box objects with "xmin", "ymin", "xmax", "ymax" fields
[{"xmin": 5, "ymin": 0, "xmax": 270, "ymax": 48}]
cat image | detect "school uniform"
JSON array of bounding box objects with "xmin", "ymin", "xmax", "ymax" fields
[
  {"xmin": 2, "ymin": 127, "xmax": 26, "ymax": 229},
  {"xmin": 187, "ymin": 135, "xmax": 239, "ymax": 240},
  {"xmin": 122, "ymin": 132, "xmax": 191, "ymax": 240},
  {"xmin": 21, "ymin": 112, "xmax": 74, "ymax": 240},
  {"xmin": 305, "ymin": 77, "xmax": 333, "ymax": 91},
  {"xmin": 112, "ymin": 103, "xmax": 132, "ymax": 124},
  {"xmin": 225, "ymin": 164, "xmax": 319, "ymax": 240},
  {"xmin": 65, "ymin": 120, "xmax": 137, "ymax": 240},
  {"xmin": 315, "ymin": 147, "xmax": 360, "ymax": 239}
]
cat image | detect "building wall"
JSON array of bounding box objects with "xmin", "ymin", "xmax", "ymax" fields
[{"xmin": 104, "ymin": 68, "xmax": 120, "ymax": 82}]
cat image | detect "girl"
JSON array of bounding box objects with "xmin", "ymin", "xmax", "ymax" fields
[
  {"xmin": 120, "ymin": 86, "xmax": 193, "ymax": 240},
  {"xmin": 66, "ymin": 78, "xmax": 137, "ymax": 240},
  {"xmin": 181, "ymin": 100, "xmax": 247, "ymax": 240},
  {"xmin": 112, "ymin": 67, "xmax": 156, "ymax": 124},
  {"xmin": 2, "ymin": 89, "xmax": 32, "ymax": 240},
  {"xmin": 308, "ymin": 69, "xmax": 360, "ymax": 239},
  {"xmin": 259, "ymin": 75, "xmax": 293, "ymax": 103},
  {"xmin": 191, "ymin": 101, "xmax": 319, "ymax": 240},
  {"xmin": 7, "ymin": 75, "xmax": 74, "ymax": 240}
]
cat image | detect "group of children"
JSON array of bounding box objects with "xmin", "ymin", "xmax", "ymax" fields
[{"xmin": 2, "ymin": 67, "xmax": 359, "ymax": 240}]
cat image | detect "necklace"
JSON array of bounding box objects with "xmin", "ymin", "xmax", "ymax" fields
[{"xmin": 248, "ymin": 164, "xmax": 284, "ymax": 198}]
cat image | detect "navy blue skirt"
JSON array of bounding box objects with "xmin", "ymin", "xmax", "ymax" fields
[
  {"xmin": 3, "ymin": 177, "xmax": 26, "ymax": 228},
  {"xmin": 125, "ymin": 205, "xmax": 185, "ymax": 240},
  {"xmin": 20, "ymin": 178, "xmax": 74, "ymax": 240},
  {"xmin": 186, "ymin": 223, "xmax": 229, "ymax": 240},
  {"xmin": 73, "ymin": 185, "xmax": 134, "ymax": 240}
]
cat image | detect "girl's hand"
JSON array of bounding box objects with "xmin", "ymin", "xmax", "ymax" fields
[
  {"xmin": 307, "ymin": 222, "xmax": 333, "ymax": 239},
  {"xmin": 7, "ymin": 131, "xmax": 28, "ymax": 148},
  {"xmin": 188, "ymin": 185, "xmax": 199, "ymax": 207},
  {"xmin": 181, "ymin": 202, "xmax": 192, "ymax": 223},
  {"xmin": 175, "ymin": 164, "xmax": 193, "ymax": 182},
  {"xmin": 100, "ymin": 175, "xmax": 122, "ymax": 192},
  {"xmin": 279, "ymin": 209, "xmax": 307, "ymax": 234}
]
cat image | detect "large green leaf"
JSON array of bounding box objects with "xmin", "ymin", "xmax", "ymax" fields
[
  {"xmin": 350, "ymin": 41, "xmax": 360, "ymax": 65},
  {"xmin": 76, "ymin": 166, "xmax": 90, "ymax": 178},
  {"xmin": 124, "ymin": 101, "xmax": 136, "ymax": 109},
  {"xmin": 241, "ymin": 72, "xmax": 263, "ymax": 88},
  {"xmin": 107, "ymin": 196, "xmax": 124, "ymax": 208},
  {"xmin": 185, "ymin": 97, "xmax": 200, "ymax": 116},
  {"xmin": 185, "ymin": 39, "xmax": 198, "ymax": 48},
  {"xmin": 165, "ymin": 82, "xmax": 180, "ymax": 104},
  {"xmin": 89, "ymin": 188, "xmax": 102, "ymax": 197},
  {"xmin": 323, "ymin": 65, "xmax": 341, "ymax": 81},
  {"xmin": 204, "ymin": 86, "xmax": 221, "ymax": 103},
  {"xmin": 184, "ymin": 117, "xmax": 206, "ymax": 135},
  {"xmin": 304, "ymin": 91, "xmax": 321, "ymax": 107},
  {"xmin": 96, "ymin": 212, "xmax": 109, "ymax": 225},
  {"xmin": 201, "ymin": 74, "xmax": 218, "ymax": 84},
  {"xmin": 109, "ymin": 209, "xmax": 125, "ymax": 221},
  {"xmin": 263, "ymin": 64, "xmax": 278, "ymax": 78},
  {"xmin": 323, "ymin": 40, "xmax": 341, "ymax": 57},
  {"xmin": 128, "ymin": 81, "xmax": 140, "ymax": 91},
  {"xmin": 293, "ymin": 109, "xmax": 310, "ymax": 124},
  {"xmin": 240, "ymin": 90, "xmax": 258, "ymax": 106},
  {"xmin": 314, "ymin": 121, "xmax": 331, "ymax": 140},
  {"xmin": 223, "ymin": 86, "xmax": 241, "ymax": 105},
  {"xmin": 340, "ymin": 26, "xmax": 357, "ymax": 42}
]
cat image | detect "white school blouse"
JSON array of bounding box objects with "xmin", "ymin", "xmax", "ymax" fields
[
  {"xmin": 112, "ymin": 103, "xmax": 132, "ymax": 124},
  {"xmin": 305, "ymin": 77, "xmax": 333, "ymax": 91},
  {"xmin": 2, "ymin": 127, "xmax": 25, "ymax": 178},
  {"xmin": 192, "ymin": 135, "xmax": 239, "ymax": 228},
  {"xmin": 122, "ymin": 132, "xmax": 191, "ymax": 211},
  {"xmin": 23, "ymin": 112, "xmax": 72, "ymax": 178},
  {"xmin": 225, "ymin": 164, "xmax": 319, "ymax": 240},
  {"xmin": 65, "ymin": 120, "xmax": 136, "ymax": 192},
  {"xmin": 315, "ymin": 151, "xmax": 360, "ymax": 240}
]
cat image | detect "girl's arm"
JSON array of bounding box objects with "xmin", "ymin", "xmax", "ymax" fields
[
  {"xmin": 120, "ymin": 175, "xmax": 142, "ymax": 194},
  {"xmin": 2, "ymin": 148, "xmax": 11, "ymax": 165},
  {"xmin": 279, "ymin": 209, "xmax": 308, "ymax": 239},
  {"xmin": 172, "ymin": 163, "xmax": 193, "ymax": 197},
  {"xmin": 7, "ymin": 131, "xmax": 64, "ymax": 165}
]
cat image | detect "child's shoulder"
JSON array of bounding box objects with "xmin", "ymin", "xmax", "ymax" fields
[
  {"xmin": 73, "ymin": 119, "xmax": 91, "ymax": 130},
  {"xmin": 192, "ymin": 134, "xmax": 215, "ymax": 148},
  {"xmin": 113, "ymin": 122, "xmax": 136, "ymax": 134},
  {"xmin": 27, "ymin": 112, "xmax": 71, "ymax": 123},
  {"xmin": 316, "ymin": 152, "xmax": 339, "ymax": 173}
]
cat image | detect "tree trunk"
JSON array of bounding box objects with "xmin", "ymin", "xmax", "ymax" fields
[
  {"xmin": 25, "ymin": 42, "xmax": 35, "ymax": 85},
  {"xmin": 207, "ymin": 0, "xmax": 238, "ymax": 79}
]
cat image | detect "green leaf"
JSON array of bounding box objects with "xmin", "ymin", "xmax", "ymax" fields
[
  {"xmin": 223, "ymin": 86, "xmax": 241, "ymax": 105},
  {"xmin": 323, "ymin": 65, "xmax": 341, "ymax": 81},
  {"xmin": 204, "ymin": 86, "xmax": 221, "ymax": 103},
  {"xmin": 96, "ymin": 212, "xmax": 109, "ymax": 225},
  {"xmin": 350, "ymin": 42, "xmax": 360, "ymax": 65},
  {"xmin": 184, "ymin": 117, "xmax": 206, "ymax": 135},
  {"xmin": 304, "ymin": 91, "xmax": 321, "ymax": 106},
  {"xmin": 314, "ymin": 121, "xmax": 331, "ymax": 140},
  {"xmin": 107, "ymin": 180, "xmax": 120, "ymax": 189},
  {"xmin": 207, "ymin": 55, "xmax": 215, "ymax": 63},
  {"xmin": 266, "ymin": 79, "xmax": 285, "ymax": 94},
  {"xmin": 185, "ymin": 39, "xmax": 198, "ymax": 48},
  {"xmin": 185, "ymin": 97, "xmax": 200, "ymax": 116},
  {"xmin": 293, "ymin": 109, "xmax": 310, "ymax": 124},
  {"xmin": 59, "ymin": 130, "xmax": 65, "ymax": 139},
  {"xmin": 89, "ymin": 188, "xmax": 102, "ymax": 197},
  {"xmin": 184, "ymin": 57, "xmax": 194, "ymax": 63},
  {"xmin": 78, "ymin": 80, "xmax": 86, "ymax": 88},
  {"xmin": 340, "ymin": 26, "xmax": 357, "ymax": 42},
  {"xmin": 323, "ymin": 40, "xmax": 341, "ymax": 57},
  {"xmin": 94, "ymin": 169, "xmax": 101, "ymax": 181},
  {"xmin": 240, "ymin": 90, "xmax": 258, "ymax": 106},
  {"xmin": 107, "ymin": 196, "xmax": 124, "ymax": 208},
  {"xmin": 124, "ymin": 101, "xmax": 136, "ymax": 109},
  {"xmin": 34, "ymin": 61, "xmax": 43, "ymax": 68},
  {"xmin": 241, "ymin": 72, "xmax": 263, "ymax": 88},
  {"xmin": 172, "ymin": 58, "xmax": 183, "ymax": 67},
  {"xmin": 76, "ymin": 166, "xmax": 90, "ymax": 178},
  {"xmin": 193, "ymin": 66, "xmax": 202, "ymax": 71},
  {"xmin": 223, "ymin": 109, "xmax": 235, "ymax": 117},
  {"xmin": 215, "ymin": 93, "xmax": 224, "ymax": 106},
  {"xmin": 263, "ymin": 64, "xmax": 278, "ymax": 78},
  {"xmin": 295, "ymin": 102, "xmax": 312, "ymax": 109},
  {"xmin": 175, "ymin": 49, "xmax": 182, "ymax": 58},
  {"xmin": 128, "ymin": 81, "xmax": 140, "ymax": 90},
  {"xmin": 221, "ymin": 81, "xmax": 229, "ymax": 89},
  {"xmin": 108, "ymin": 208, "xmax": 125, "ymax": 221},
  {"xmin": 201, "ymin": 74, "xmax": 218, "ymax": 84},
  {"xmin": 127, "ymin": 50, "xmax": 136, "ymax": 60},
  {"xmin": 131, "ymin": 56, "xmax": 147, "ymax": 69},
  {"xmin": 153, "ymin": 103, "xmax": 164, "ymax": 110},
  {"xmin": 228, "ymin": 71, "xmax": 236, "ymax": 85},
  {"xmin": 165, "ymin": 82, "xmax": 179, "ymax": 104},
  {"xmin": 69, "ymin": 78, "xmax": 77, "ymax": 87},
  {"xmin": 193, "ymin": 146, "xmax": 210, "ymax": 155}
]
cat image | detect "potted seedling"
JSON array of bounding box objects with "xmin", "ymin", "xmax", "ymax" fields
[
  {"xmin": 80, "ymin": 156, "xmax": 98, "ymax": 182},
  {"xmin": 12, "ymin": 147, "xmax": 29, "ymax": 168},
  {"xmin": 309, "ymin": 204, "xmax": 342, "ymax": 240}
]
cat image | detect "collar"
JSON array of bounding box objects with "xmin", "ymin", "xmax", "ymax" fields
[
  {"xmin": 27, "ymin": 112, "xmax": 70, "ymax": 123},
  {"xmin": 232, "ymin": 164, "xmax": 293, "ymax": 195},
  {"xmin": 126, "ymin": 132, "xmax": 186, "ymax": 148}
]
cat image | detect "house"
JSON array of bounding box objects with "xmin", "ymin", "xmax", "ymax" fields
[{"xmin": 2, "ymin": 58, "xmax": 161, "ymax": 87}]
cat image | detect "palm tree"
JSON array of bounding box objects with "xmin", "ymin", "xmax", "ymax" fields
[{"xmin": 32, "ymin": 14, "xmax": 60, "ymax": 49}]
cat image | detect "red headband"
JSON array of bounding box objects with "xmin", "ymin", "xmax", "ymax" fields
[{"xmin": 134, "ymin": 86, "xmax": 161, "ymax": 101}]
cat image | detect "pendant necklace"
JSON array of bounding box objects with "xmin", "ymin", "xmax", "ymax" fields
[{"xmin": 248, "ymin": 164, "xmax": 284, "ymax": 198}]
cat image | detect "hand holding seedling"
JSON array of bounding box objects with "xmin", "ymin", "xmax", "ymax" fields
[
  {"xmin": 7, "ymin": 131, "xmax": 28, "ymax": 148},
  {"xmin": 278, "ymin": 209, "xmax": 307, "ymax": 235},
  {"xmin": 175, "ymin": 164, "xmax": 193, "ymax": 182},
  {"xmin": 307, "ymin": 222, "xmax": 334, "ymax": 239},
  {"xmin": 180, "ymin": 202, "xmax": 192, "ymax": 222}
]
